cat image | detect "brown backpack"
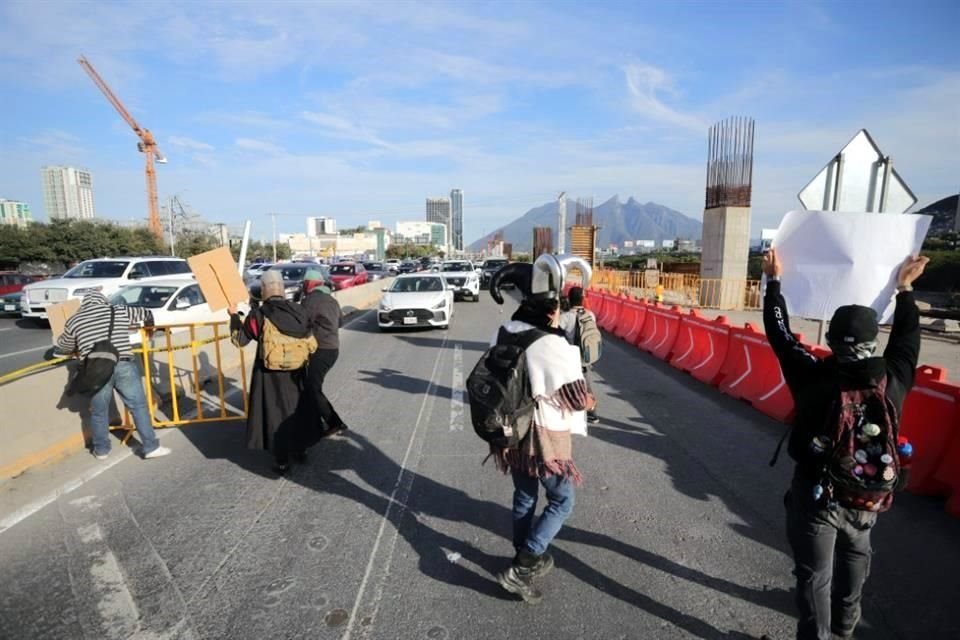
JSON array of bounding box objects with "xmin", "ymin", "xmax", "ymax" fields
[{"xmin": 261, "ymin": 317, "xmax": 317, "ymax": 371}]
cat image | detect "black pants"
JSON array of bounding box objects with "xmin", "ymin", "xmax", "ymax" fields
[
  {"xmin": 582, "ymin": 366, "xmax": 597, "ymax": 416},
  {"xmin": 786, "ymin": 473, "xmax": 877, "ymax": 640},
  {"xmin": 307, "ymin": 348, "xmax": 344, "ymax": 432}
]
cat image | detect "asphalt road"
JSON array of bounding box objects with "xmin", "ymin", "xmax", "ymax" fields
[
  {"xmin": 0, "ymin": 315, "xmax": 53, "ymax": 377},
  {"xmin": 1, "ymin": 295, "xmax": 958, "ymax": 639}
]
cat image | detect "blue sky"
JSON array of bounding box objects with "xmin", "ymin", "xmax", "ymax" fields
[{"xmin": 1, "ymin": 0, "xmax": 957, "ymax": 243}]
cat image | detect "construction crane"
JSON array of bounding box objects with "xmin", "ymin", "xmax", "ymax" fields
[{"xmin": 77, "ymin": 55, "xmax": 167, "ymax": 238}]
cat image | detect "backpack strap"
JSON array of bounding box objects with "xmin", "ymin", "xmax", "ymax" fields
[{"xmin": 769, "ymin": 425, "xmax": 791, "ymax": 467}]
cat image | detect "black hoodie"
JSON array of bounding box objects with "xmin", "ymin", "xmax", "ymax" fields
[{"xmin": 762, "ymin": 280, "xmax": 920, "ymax": 475}]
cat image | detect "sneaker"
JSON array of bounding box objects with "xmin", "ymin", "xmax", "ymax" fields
[
  {"xmin": 497, "ymin": 566, "xmax": 542, "ymax": 604},
  {"xmin": 143, "ymin": 446, "xmax": 171, "ymax": 460},
  {"xmin": 586, "ymin": 413, "xmax": 600, "ymax": 424},
  {"xmin": 93, "ymin": 450, "xmax": 110, "ymax": 461},
  {"xmin": 527, "ymin": 552, "xmax": 554, "ymax": 579}
]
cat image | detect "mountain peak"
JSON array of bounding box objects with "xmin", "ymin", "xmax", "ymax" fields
[{"xmin": 468, "ymin": 195, "xmax": 701, "ymax": 252}]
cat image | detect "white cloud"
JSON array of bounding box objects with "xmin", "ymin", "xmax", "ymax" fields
[
  {"xmin": 234, "ymin": 138, "xmax": 286, "ymax": 155},
  {"xmin": 624, "ymin": 63, "xmax": 706, "ymax": 132},
  {"xmin": 301, "ymin": 111, "xmax": 393, "ymax": 149},
  {"xmin": 168, "ymin": 136, "xmax": 215, "ymax": 151}
]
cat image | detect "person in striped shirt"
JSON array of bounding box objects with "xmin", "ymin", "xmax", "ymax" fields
[{"xmin": 54, "ymin": 291, "xmax": 170, "ymax": 461}]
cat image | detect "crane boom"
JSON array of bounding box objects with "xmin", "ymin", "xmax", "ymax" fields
[{"xmin": 77, "ymin": 55, "xmax": 165, "ymax": 238}]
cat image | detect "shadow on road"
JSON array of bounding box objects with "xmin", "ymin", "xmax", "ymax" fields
[
  {"xmin": 356, "ymin": 367, "xmax": 454, "ymax": 398},
  {"xmin": 589, "ymin": 334, "xmax": 960, "ymax": 638},
  {"xmin": 181, "ymin": 423, "xmax": 794, "ymax": 639}
]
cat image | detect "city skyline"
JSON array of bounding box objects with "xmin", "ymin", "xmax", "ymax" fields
[{"xmin": 1, "ymin": 1, "xmax": 957, "ymax": 243}]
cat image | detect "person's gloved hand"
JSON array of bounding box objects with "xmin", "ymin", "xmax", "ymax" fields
[{"xmin": 43, "ymin": 347, "xmax": 60, "ymax": 361}]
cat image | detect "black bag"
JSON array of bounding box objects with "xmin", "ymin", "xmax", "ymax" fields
[
  {"xmin": 68, "ymin": 309, "xmax": 119, "ymax": 396},
  {"xmin": 466, "ymin": 327, "xmax": 545, "ymax": 448}
]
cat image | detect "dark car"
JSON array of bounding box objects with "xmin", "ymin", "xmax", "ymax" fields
[
  {"xmin": 480, "ymin": 258, "xmax": 510, "ymax": 286},
  {"xmin": 247, "ymin": 262, "xmax": 327, "ymax": 301},
  {"xmin": 362, "ymin": 262, "xmax": 388, "ymax": 281},
  {"xmin": 398, "ymin": 260, "xmax": 421, "ymax": 274}
]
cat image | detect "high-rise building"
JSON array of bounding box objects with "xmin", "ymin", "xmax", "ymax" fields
[
  {"xmin": 450, "ymin": 189, "xmax": 463, "ymax": 252},
  {"xmin": 0, "ymin": 199, "xmax": 33, "ymax": 227},
  {"xmin": 307, "ymin": 216, "xmax": 337, "ymax": 236},
  {"xmin": 425, "ymin": 197, "xmax": 451, "ymax": 251},
  {"xmin": 41, "ymin": 166, "xmax": 95, "ymax": 220}
]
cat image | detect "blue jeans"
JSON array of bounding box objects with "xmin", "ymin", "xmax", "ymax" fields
[
  {"xmin": 511, "ymin": 469, "xmax": 576, "ymax": 556},
  {"xmin": 89, "ymin": 360, "xmax": 159, "ymax": 455}
]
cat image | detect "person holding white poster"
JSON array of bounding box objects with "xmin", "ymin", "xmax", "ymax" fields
[{"xmin": 762, "ymin": 249, "xmax": 928, "ymax": 640}]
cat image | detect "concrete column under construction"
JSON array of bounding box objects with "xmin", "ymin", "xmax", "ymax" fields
[{"xmin": 699, "ymin": 205, "xmax": 750, "ymax": 309}]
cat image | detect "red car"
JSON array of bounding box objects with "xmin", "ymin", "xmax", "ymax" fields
[
  {"xmin": 328, "ymin": 262, "xmax": 369, "ymax": 290},
  {"xmin": 0, "ymin": 272, "xmax": 43, "ymax": 296}
]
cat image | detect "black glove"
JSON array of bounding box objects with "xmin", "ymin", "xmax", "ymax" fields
[{"xmin": 43, "ymin": 347, "xmax": 60, "ymax": 361}]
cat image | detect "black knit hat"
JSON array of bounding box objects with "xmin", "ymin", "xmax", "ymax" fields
[{"xmin": 827, "ymin": 304, "xmax": 879, "ymax": 345}]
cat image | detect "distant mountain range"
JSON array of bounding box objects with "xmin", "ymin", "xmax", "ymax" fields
[
  {"xmin": 468, "ymin": 195, "xmax": 702, "ymax": 252},
  {"xmin": 914, "ymin": 194, "xmax": 958, "ymax": 235}
]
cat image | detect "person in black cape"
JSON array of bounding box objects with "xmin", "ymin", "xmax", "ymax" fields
[{"xmin": 229, "ymin": 269, "xmax": 313, "ymax": 474}]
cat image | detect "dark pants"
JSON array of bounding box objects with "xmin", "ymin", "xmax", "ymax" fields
[
  {"xmin": 511, "ymin": 469, "xmax": 575, "ymax": 556},
  {"xmin": 786, "ymin": 474, "xmax": 877, "ymax": 640},
  {"xmin": 583, "ymin": 366, "xmax": 596, "ymax": 416},
  {"xmin": 307, "ymin": 348, "xmax": 344, "ymax": 432}
]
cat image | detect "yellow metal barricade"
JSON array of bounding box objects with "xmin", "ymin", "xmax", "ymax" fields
[{"xmin": 115, "ymin": 321, "xmax": 250, "ymax": 438}]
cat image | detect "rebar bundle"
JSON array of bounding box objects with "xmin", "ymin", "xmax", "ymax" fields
[
  {"xmin": 575, "ymin": 197, "xmax": 594, "ymax": 226},
  {"xmin": 705, "ymin": 116, "xmax": 755, "ymax": 209}
]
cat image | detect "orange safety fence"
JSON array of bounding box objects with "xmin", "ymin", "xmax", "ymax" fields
[{"xmin": 590, "ymin": 268, "xmax": 761, "ymax": 311}]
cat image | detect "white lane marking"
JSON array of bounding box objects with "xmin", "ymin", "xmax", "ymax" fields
[
  {"xmin": 71, "ymin": 521, "xmax": 141, "ymax": 638},
  {"xmin": 449, "ymin": 343, "xmax": 464, "ymax": 432},
  {"xmin": 0, "ymin": 327, "xmax": 16, "ymax": 332},
  {"xmin": 0, "ymin": 446, "xmax": 138, "ymax": 535},
  {"xmin": 0, "ymin": 345, "xmax": 48, "ymax": 359},
  {"xmin": 340, "ymin": 334, "xmax": 447, "ymax": 640}
]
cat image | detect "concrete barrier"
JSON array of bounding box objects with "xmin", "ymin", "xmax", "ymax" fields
[{"xmin": 0, "ymin": 282, "xmax": 389, "ymax": 482}]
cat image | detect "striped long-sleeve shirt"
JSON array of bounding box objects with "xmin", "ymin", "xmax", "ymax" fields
[{"xmin": 54, "ymin": 293, "xmax": 152, "ymax": 359}]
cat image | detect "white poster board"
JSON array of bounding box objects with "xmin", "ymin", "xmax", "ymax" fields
[{"xmin": 770, "ymin": 210, "xmax": 931, "ymax": 324}]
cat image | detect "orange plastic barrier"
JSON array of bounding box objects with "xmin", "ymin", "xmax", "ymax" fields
[
  {"xmin": 716, "ymin": 324, "xmax": 803, "ymax": 422},
  {"xmin": 900, "ymin": 366, "xmax": 960, "ymax": 496},
  {"xmin": 669, "ymin": 312, "xmax": 731, "ymax": 385},
  {"xmin": 623, "ymin": 299, "xmax": 650, "ymax": 345},
  {"xmin": 599, "ymin": 293, "xmax": 624, "ymax": 333},
  {"xmin": 636, "ymin": 305, "xmax": 683, "ymax": 361},
  {"xmin": 613, "ymin": 295, "xmax": 639, "ymax": 339},
  {"xmin": 934, "ymin": 421, "xmax": 960, "ymax": 518},
  {"xmin": 585, "ymin": 288, "xmax": 603, "ymax": 315}
]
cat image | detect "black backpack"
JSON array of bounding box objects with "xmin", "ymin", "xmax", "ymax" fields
[
  {"xmin": 466, "ymin": 327, "xmax": 546, "ymax": 448},
  {"xmin": 68, "ymin": 309, "xmax": 119, "ymax": 396}
]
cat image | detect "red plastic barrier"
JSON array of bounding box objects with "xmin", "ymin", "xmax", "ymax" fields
[
  {"xmin": 613, "ymin": 296, "xmax": 639, "ymax": 339},
  {"xmin": 716, "ymin": 324, "xmax": 803, "ymax": 422},
  {"xmin": 900, "ymin": 366, "xmax": 960, "ymax": 496},
  {"xmin": 636, "ymin": 305, "xmax": 683, "ymax": 361},
  {"xmin": 585, "ymin": 288, "xmax": 602, "ymax": 315},
  {"xmin": 623, "ymin": 299, "xmax": 650, "ymax": 345},
  {"xmin": 669, "ymin": 312, "xmax": 731, "ymax": 385},
  {"xmin": 599, "ymin": 293, "xmax": 624, "ymax": 333}
]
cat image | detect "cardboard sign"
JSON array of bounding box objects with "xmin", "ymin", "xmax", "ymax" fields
[
  {"xmin": 187, "ymin": 247, "xmax": 249, "ymax": 312},
  {"xmin": 47, "ymin": 298, "xmax": 81, "ymax": 341}
]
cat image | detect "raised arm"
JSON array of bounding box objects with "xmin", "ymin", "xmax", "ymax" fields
[
  {"xmin": 761, "ymin": 250, "xmax": 819, "ymax": 390},
  {"xmin": 883, "ymin": 256, "xmax": 928, "ymax": 391}
]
